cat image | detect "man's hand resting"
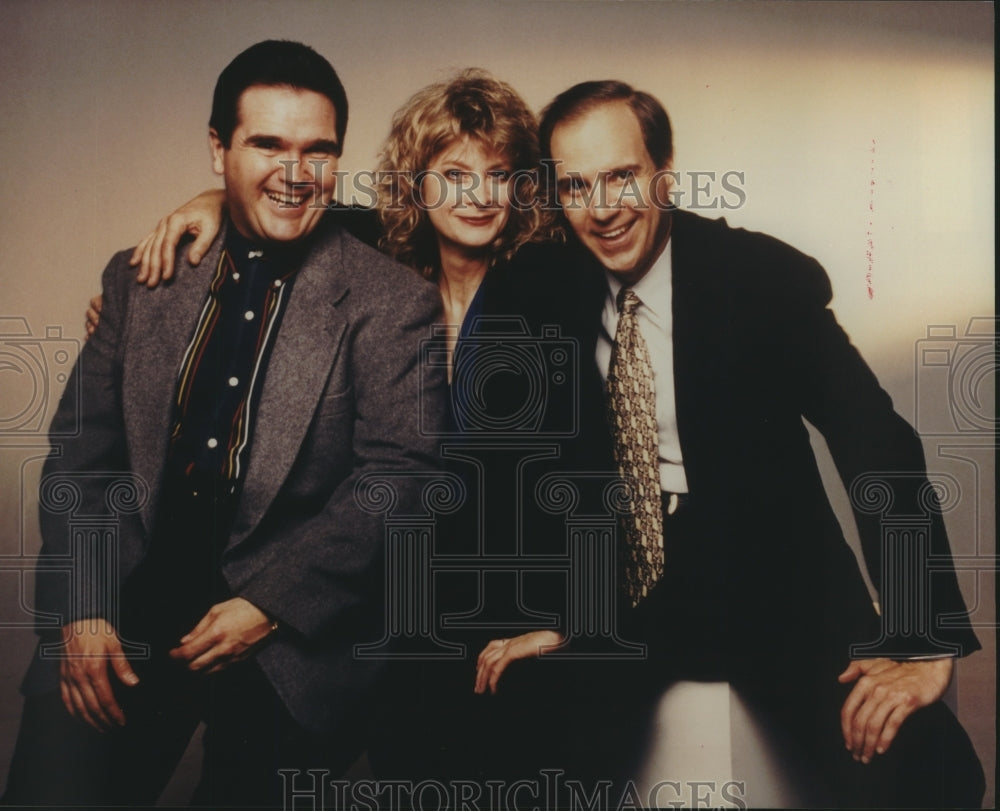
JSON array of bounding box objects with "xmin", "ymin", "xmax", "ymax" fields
[
  {"xmin": 169, "ymin": 597, "xmax": 276, "ymax": 675},
  {"xmin": 59, "ymin": 619, "xmax": 140, "ymax": 731},
  {"xmin": 838, "ymin": 657, "xmax": 952, "ymax": 763}
]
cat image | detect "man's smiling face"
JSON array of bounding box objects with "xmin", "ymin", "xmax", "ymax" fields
[
  {"xmin": 551, "ymin": 101, "xmax": 673, "ymax": 286},
  {"xmin": 210, "ymin": 84, "xmax": 339, "ymax": 245}
]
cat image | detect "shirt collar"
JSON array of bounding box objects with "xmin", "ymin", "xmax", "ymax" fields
[
  {"xmin": 223, "ymin": 219, "xmax": 305, "ymax": 282},
  {"xmin": 603, "ymin": 237, "xmax": 672, "ymax": 322}
]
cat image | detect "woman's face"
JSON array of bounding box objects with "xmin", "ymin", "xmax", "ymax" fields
[{"xmin": 421, "ymin": 136, "xmax": 514, "ymax": 256}]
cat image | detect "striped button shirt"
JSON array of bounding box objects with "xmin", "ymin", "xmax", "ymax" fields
[{"xmin": 167, "ymin": 227, "xmax": 299, "ymax": 492}]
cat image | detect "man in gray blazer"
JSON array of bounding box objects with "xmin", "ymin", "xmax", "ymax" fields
[{"xmin": 2, "ymin": 40, "xmax": 446, "ymax": 807}]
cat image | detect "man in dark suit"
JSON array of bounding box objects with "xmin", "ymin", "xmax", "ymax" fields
[
  {"xmin": 2, "ymin": 40, "xmax": 446, "ymax": 807},
  {"xmin": 532, "ymin": 80, "xmax": 984, "ymax": 808}
]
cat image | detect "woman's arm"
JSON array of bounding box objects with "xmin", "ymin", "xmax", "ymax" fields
[
  {"xmin": 86, "ymin": 188, "xmax": 227, "ymax": 334},
  {"xmin": 474, "ymin": 630, "xmax": 563, "ymax": 695},
  {"xmin": 129, "ymin": 188, "xmax": 227, "ymax": 286}
]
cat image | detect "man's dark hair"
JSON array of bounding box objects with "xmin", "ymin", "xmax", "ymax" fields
[
  {"xmin": 209, "ymin": 40, "xmax": 348, "ymax": 152},
  {"xmin": 538, "ymin": 80, "xmax": 673, "ymax": 169}
]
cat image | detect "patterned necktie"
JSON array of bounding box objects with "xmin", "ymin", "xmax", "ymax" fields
[{"xmin": 607, "ymin": 287, "xmax": 664, "ymax": 607}]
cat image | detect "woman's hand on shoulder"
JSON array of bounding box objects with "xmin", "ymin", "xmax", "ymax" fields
[
  {"xmin": 85, "ymin": 294, "xmax": 102, "ymax": 338},
  {"xmin": 129, "ymin": 188, "xmax": 226, "ymax": 287},
  {"xmin": 474, "ymin": 630, "xmax": 563, "ymax": 695}
]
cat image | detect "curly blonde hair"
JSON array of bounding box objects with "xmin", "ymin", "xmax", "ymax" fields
[{"xmin": 376, "ymin": 69, "xmax": 555, "ymax": 279}]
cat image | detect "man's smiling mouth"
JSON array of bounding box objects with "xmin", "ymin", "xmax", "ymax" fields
[
  {"xmin": 595, "ymin": 221, "xmax": 634, "ymax": 241},
  {"xmin": 265, "ymin": 190, "xmax": 310, "ymax": 207}
]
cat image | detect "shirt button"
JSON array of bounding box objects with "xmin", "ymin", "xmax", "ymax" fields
[
  {"xmin": 228, "ymin": 376, "xmax": 239, "ymax": 387},
  {"xmin": 232, "ymin": 272, "xmax": 241, "ymax": 281},
  {"xmin": 273, "ymin": 279, "xmax": 283, "ymax": 289},
  {"xmin": 207, "ymin": 438, "xmax": 219, "ymax": 449},
  {"xmin": 244, "ymin": 310, "xmax": 254, "ymax": 321}
]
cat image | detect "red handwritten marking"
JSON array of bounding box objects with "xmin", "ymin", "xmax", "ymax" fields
[{"xmin": 865, "ymin": 139, "xmax": 875, "ymax": 299}]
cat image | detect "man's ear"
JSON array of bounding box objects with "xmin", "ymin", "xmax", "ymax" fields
[
  {"xmin": 652, "ymin": 160, "xmax": 676, "ymax": 208},
  {"xmin": 209, "ymin": 129, "xmax": 225, "ymax": 176}
]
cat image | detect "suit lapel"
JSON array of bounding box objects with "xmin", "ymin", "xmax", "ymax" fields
[
  {"xmin": 122, "ymin": 234, "xmax": 226, "ymax": 534},
  {"xmin": 670, "ymin": 211, "xmax": 737, "ymax": 495},
  {"xmin": 229, "ymin": 228, "xmax": 349, "ymax": 547}
]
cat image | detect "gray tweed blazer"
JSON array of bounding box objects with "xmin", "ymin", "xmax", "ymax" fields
[{"xmin": 26, "ymin": 220, "xmax": 448, "ymax": 734}]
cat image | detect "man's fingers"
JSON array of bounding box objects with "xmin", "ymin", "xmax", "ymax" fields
[
  {"xmin": 59, "ymin": 679, "xmax": 74, "ymax": 719},
  {"xmin": 169, "ymin": 633, "xmax": 214, "ymax": 665},
  {"xmin": 848, "ymin": 679, "xmax": 881, "ymax": 755},
  {"xmin": 75, "ymin": 671, "xmax": 115, "ymax": 730},
  {"xmin": 859, "ymin": 699, "xmax": 894, "ymax": 762},
  {"xmin": 66, "ymin": 682, "xmax": 98, "ymax": 730},
  {"xmin": 855, "ymin": 687, "xmax": 894, "ymax": 761},
  {"xmin": 186, "ymin": 648, "xmax": 222, "ymax": 672},
  {"xmin": 107, "ymin": 639, "xmax": 140, "ymax": 688},
  {"xmin": 838, "ymin": 660, "xmax": 865, "ymax": 683},
  {"xmin": 875, "ymin": 703, "xmax": 911, "ymax": 756},
  {"xmin": 185, "ymin": 634, "xmax": 245, "ymax": 672},
  {"xmin": 187, "ymin": 641, "xmax": 246, "ymax": 673},
  {"xmin": 840, "ymin": 678, "xmax": 870, "ymax": 749},
  {"xmin": 179, "ymin": 612, "xmax": 214, "ymax": 645},
  {"xmin": 88, "ymin": 669, "xmax": 126, "ymax": 727},
  {"xmin": 169, "ymin": 619, "xmax": 217, "ymax": 663}
]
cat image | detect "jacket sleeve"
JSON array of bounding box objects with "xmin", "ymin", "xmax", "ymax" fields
[
  {"xmin": 782, "ymin": 252, "xmax": 980, "ymax": 658},
  {"xmin": 35, "ymin": 252, "xmax": 142, "ymax": 631}
]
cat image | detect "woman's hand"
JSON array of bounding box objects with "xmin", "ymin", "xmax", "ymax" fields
[
  {"xmin": 129, "ymin": 188, "xmax": 226, "ymax": 287},
  {"xmin": 474, "ymin": 630, "xmax": 563, "ymax": 695},
  {"xmin": 85, "ymin": 295, "xmax": 102, "ymax": 338}
]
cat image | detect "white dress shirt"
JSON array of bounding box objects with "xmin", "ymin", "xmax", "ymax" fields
[{"xmin": 596, "ymin": 240, "xmax": 689, "ymax": 494}]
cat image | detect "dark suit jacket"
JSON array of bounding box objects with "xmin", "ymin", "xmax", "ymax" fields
[
  {"xmin": 548, "ymin": 210, "xmax": 979, "ymax": 686},
  {"xmin": 26, "ymin": 219, "xmax": 449, "ymax": 734}
]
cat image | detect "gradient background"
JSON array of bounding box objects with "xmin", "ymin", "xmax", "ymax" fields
[{"xmin": 0, "ymin": 0, "xmax": 994, "ymax": 805}]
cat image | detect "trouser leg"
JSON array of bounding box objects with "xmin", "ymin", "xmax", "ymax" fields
[
  {"xmin": 1, "ymin": 691, "xmax": 114, "ymax": 806},
  {"xmin": 817, "ymin": 698, "xmax": 984, "ymax": 809},
  {"xmin": 1, "ymin": 670, "xmax": 201, "ymax": 807},
  {"xmin": 191, "ymin": 659, "xmax": 365, "ymax": 809},
  {"xmin": 744, "ymin": 667, "xmax": 985, "ymax": 809}
]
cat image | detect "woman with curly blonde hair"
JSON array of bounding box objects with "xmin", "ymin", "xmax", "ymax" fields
[
  {"xmin": 374, "ymin": 69, "xmax": 559, "ymax": 377},
  {"xmin": 377, "ymin": 70, "xmax": 545, "ymax": 276}
]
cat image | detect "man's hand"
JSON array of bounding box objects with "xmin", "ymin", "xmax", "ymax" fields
[
  {"xmin": 58, "ymin": 619, "xmax": 140, "ymax": 731},
  {"xmin": 838, "ymin": 657, "xmax": 952, "ymax": 763},
  {"xmin": 169, "ymin": 597, "xmax": 275, "ymax": 674},
  {"xmin": 129, "ymin": 188, "xmax": 226, "ymax": 287},
  {"xmin": 474, "ymin": 630, "xmax": 563, "ymax": 695}
]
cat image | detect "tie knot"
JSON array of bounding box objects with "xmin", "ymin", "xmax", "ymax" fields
[{"xmin": 617, "ymin": 287, "xmax": 640, "ymax": 315}]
